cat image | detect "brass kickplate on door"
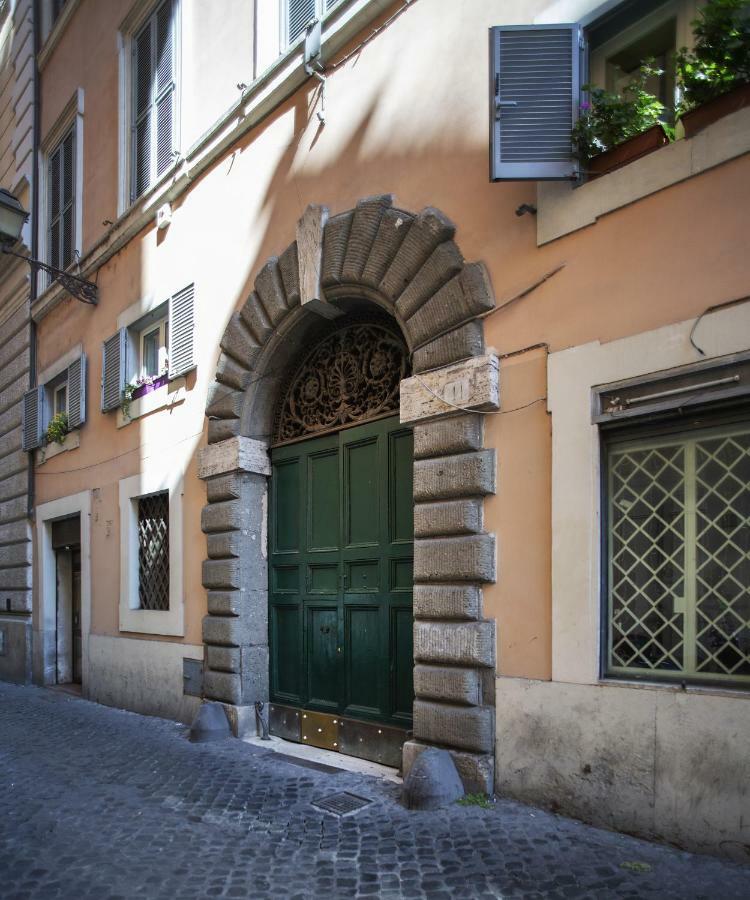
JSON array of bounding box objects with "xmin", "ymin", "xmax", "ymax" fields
[{"xmin": 300, "ymin": 710, "xmax": 339, "ymax": 750}]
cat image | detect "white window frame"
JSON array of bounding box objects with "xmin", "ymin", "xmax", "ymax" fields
[
  {"xmin": 119, "ymin": 464, "xmax": 184, "ymax": 636},
  {"xmin": 37, "ymin": 343, "xmax": 82, "ymax": 434},
  {"xmin": 117, "ymin": 0, "xmax": 181, "ymax": 215},
  {"xmin": 139, "ymin": 315, "xmax": 169, "ymax": 379},
  {"xmin": 52, "ymin": 381, "xmax": 68, "ymax": 417},
  {"xmin": 39, "ymin": 88, "xmax": 84, "ymax": 292}
]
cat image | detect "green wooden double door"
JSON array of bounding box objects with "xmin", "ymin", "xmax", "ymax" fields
[{"xmin": 269, "ymin": 415, "xmax": 414, "ymax": 727}]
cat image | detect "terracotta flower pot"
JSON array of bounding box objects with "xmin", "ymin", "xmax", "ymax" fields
[
  {"xmin": 679, "ymin": 81, "xmax": 750, "ymax": 138},
  {"xmin": 586, "ymin": 124, "xmax": 671, "ymax": 178}
]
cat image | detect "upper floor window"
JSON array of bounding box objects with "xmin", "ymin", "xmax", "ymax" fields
[
  {"xmin": 22, "ymin": 353, "xmax": 87, "ymax": 451},
  {"xmin": 131, "ymin": 0, "xmax": 177, "ymax": 201},
  {"xmin": 283, "ymin": 0, "xmax": 338, "ymax": 50},
  {"xmin": 47, "ymin": 127, "xmax": 75, "ymax": 271}
]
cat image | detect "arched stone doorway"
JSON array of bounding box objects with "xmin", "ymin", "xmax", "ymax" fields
[{"xmin": 198, "ymin": 195, "xmax": 499, "ymax": 792}]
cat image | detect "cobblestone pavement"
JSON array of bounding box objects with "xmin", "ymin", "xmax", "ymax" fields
[{"xmin": 0, "ymin": 683, "xmax": 748, "ymax": 900}]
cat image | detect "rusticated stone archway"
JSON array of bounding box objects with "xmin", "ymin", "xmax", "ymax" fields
[{"xmin": 197, "ymin": 195, "xmax": 500, "ymax": 793}]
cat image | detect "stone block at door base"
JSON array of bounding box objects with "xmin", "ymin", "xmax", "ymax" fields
[
  {"xmin": 413, "ymin": 700, "xmax": 494, "ymax": 753},
  {"xmin": 403, "ymin": 739, "xmax": 494, "ymax": 796},
  {"xmin": 241, "ymin": 646, "xmax": 269, "ymax": 702},
  {"xmin": 220, "ymin": 703, "xmax": 260, "ymax": 738}
]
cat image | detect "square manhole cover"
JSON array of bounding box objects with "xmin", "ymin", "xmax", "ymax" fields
[{"xmin": 312, "ymin": 791, "xmax": 372, "ymax": 817}]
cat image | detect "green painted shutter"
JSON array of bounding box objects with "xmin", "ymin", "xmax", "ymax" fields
[
  {"xmin": 22, "ymin": 386, "xmax": 45, "ymax": 451},
  {"xmin": 168, "ymin": 283, "xmax": 195, "ymax": 378},
  {"xmin": 490, "ymin": 24, "xmax": 582, "ymax": 181},
  {"xmin": 101, "ymin": 329, "xmax": 127, "ymax": 412},
  {"xmin": 67, "ymin": 354, "xmax": 86, "ymax": 428}
]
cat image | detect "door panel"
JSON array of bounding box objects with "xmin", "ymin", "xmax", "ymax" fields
[{"xmin": 270, "ymin": 415, "xmax": 413, "ymax": 727}]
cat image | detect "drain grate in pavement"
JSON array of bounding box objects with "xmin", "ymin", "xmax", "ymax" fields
[{"xmin": 312, "ymin": 791, "xmax": 372, "ymax": 816}]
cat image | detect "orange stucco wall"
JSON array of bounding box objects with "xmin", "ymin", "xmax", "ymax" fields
[{"xmin": 33, "ymin": 0, "xmax": 750, "ymax": 681}]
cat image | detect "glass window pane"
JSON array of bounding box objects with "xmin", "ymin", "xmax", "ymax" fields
[
  {"xmin": 142, "ymin": 327, "xmax": 160, "ymax": 376},
  {"xmin": 55, "ymin": 385, "xmax": 67, "ymax": 416}
]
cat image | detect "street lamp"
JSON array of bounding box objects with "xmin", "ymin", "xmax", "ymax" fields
[{"xmin": 0, "ymin": 187, "xmax": 98, "ymax": 305}]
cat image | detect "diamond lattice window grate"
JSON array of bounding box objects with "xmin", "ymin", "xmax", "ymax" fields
[
  {"xmin": 607, "ymin": 424, "xmax": 750, "ymax": 685},
  {"xmin": 138, "ymin": 492, "xmax": 169, "ymax": 611}
]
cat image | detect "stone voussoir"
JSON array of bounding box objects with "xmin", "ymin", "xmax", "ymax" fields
[
  {"xmin": 414, "ymin": 498, "xmax": 482, "ymax": 538},
  {"xmin": 395, "ymin": 240, "xmax": 464, "ymax": 321},
  {"xmin": 205, "ymin": 383, "xmax": 242, "ymax": 420},
  {"xmin": 321, "ymin": 211, "xmax": 354, "ymax": 287},
  {"xmin": 341, "ymin": 194, "xmax": 393, "ymax": 282},
  {"xmin": 380, "ymin": 207, "xmax": 456, "ymax": 301},
  {"xmin": 412, "ymin": 320, "xmax": 485, "ymax": 373},
  {"xmin": 414, "ymin": 664, "xmax": 482, "ymax": 706},
  {"xmin": 208, "ymin": 419, "xmax": 240, "ymax": 444},
  {"xmin": 219, "ymin": 312, "xmax": 260, "ymax": 367},
  {"xmin": 413, "ymin": 699, "xmax": 494, "ymax": 754},
  {"xmin": 254, "ymin": 258, "xmax": 288, "ymax": 326},
  {"xmin": 414, "ymin": 413, "xmax": 483, "ymax": 460},
  {"xmin": 414, "ymin": 450, "xmax": 496, "ymax": 502},
  {"xmin": 278, "ymin": 241, "xmax": 301, "ymax": 307},
  {"xmin": 413, "ymin": 583, "xmax": 482, "ymax": 620},
  {"xmin": 360, "ymin": 207, "xmax": 413, "ymax": 288},
  {"xmin": 215, "ymin": 352, "xmax": 252, "ymax": 392},
  {"xmin": 414, "ymin": 619, "xmax": 495, "ymax": 668},
  {"xmin": 239, "ymin": 292, "xmax": 273, "ymax": 345}
]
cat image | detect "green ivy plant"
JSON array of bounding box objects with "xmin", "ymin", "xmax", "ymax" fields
[
  {"xmin": 572, "ymin": 63, "xmax": 670, "ymax": 163},
  {"xmin": 45, "ymin": 412, "xmax": 69, "ymax": 446},
  {"xmin": 676, "ymin": 0, "xmax": 750, "ymax": 116}
]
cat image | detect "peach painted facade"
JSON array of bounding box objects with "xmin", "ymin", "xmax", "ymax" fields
[{"xmin": 25, "ymin": 0, "xmax": 750, "ymax": 858}]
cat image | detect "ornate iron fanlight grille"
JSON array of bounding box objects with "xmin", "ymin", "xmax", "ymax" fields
[
  {"xmin": 138, "ymin": 491, "xmax": 170, "ymax": 611},
  {"xmin": 275, "ymin": 322, "xmax": 408, "ymax": 443}
]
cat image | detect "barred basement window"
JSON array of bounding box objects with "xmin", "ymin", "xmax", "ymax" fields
[
  {"xmin": 605, "ymin": 419, "xmax": 750, "ymax": 687},
  {"xmin": 137, "ymin": 492, "xmax": 169, "ymax": 611}
]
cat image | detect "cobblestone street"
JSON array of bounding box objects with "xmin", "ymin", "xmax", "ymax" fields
[{"xmin": 0, "ymin": 682, "xmax": 747, "ymax": 900}]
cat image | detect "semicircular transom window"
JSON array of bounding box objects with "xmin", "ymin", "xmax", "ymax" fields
[{"xmin": 274, "ymin": 322, "xmax": 409, "ymax": 443}]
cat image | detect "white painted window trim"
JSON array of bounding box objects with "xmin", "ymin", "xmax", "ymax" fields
[
  {"xmin": 36, "ymin": 490, "xmax": 92, "ymax": 688},
  {"xmin": 139, "ymin": 315, "xmax": 169, "ymax": 379},
  {"xmin": 119, "ymin": 464, "xmax": 185, "ymax": 636},
  {"xmin": 38, "ymin": 88, "xmax": 84, "ymax": 290},
  {"xmin": 117, "ymin": 0, "xmax": 182, "ymax": 216},
  {"xmin": 37, "ymin": 0, "xmax": 83, "ymax": 70},
  {"xmin": 547, "ymin": 298, "xmax": 750, "ymax": 688}
]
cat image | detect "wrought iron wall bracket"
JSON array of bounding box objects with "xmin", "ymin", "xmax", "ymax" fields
[{"xmin": 1, "ymin": 244, "xmax": 98, "ymax": 304}]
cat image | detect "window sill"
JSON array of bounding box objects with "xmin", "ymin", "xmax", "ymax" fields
[
  {"xmin": 36, "ymin": 430, "xmax": 80, "ymax": 466},
  {"xmin": 117, "ymin": 376, "xmax": 186, "ymax": 428},
  {"xmin": 537, "ymin": 105, "xmax": 750, "ymax": 245},
  {"xmin": 598, "ymin": 676, "xmax": 749, "ymax": 701}
]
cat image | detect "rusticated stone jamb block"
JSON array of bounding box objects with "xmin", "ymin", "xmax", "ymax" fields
[
  {"xmin": 205, "ymin": 473, "xmax": 243, "ymax": 503},
  {"xmin": 254, "ymin": 258, "xmax": 288, "ymax": 326},
  {"xmin": 206, "ymin": 589, "xmax": 268, "ymax": 631},
  {"xmin": 361, "ymin": 207, "xmax": 413, "ymax": 288},
  {"xmin": 414, "ymin": 620, "xmax": 495, "ymax": 668},
  {"xmin": 207, "ymin": 590, "xmax": 242, "ymax": 616},
  {"xmin": 412, "ymin": 320, "xmax": 485, "ymax": 374},
  {"xmin": 205, "ymin": 383, "xmax": 242, "ymax": 420},
  {"xmin": 201, "ymin": 500, "xmax": 242, "ymax": 534},
  {"xmin": 204, "ymin": 669, "xmax": 242, "ymax": 705},
  {"xmin": 215, "ymin": 352, "xmax": 252, "ymax": 392},
  {"xmin": 241, "ymin": 646, "xmax": 269, "ymax": 702},
  {"xmin": 403, "ymin": 740, "xmax": 494, "ymax": 796},
  {"xmin": 219, "ymin": 312, "xmax": 260, "ymax": 367},
  {"xmin": 414, "ymin": 664, "xmax": 482, "ymax": 706},
  {"xmin": 380, "ymin": 207, "xmax": 456, "ymax": 301},
  {"xmin": 413, "ymin": 583, "xmax": 482, "ymax": 620},
  {"xmin": 413, "ymin": 699, "xmax": 494, "ymax": 753},
  {"xmin": 206, "ymin": 645, "xmax": 241, "ymax": 673},
  {"xmin": 278, "ymin": 241, "xmax": 301, "ymax": 307},
  {"xmin": 414, "ymin": 499, "xmax": 482, "ymax": 538},
  {"xmin": 401, "ymin": 354, "xmax": 499, "ymax": 424},
  {"xmin": 414, "ymin": 450, "xmax": 496, "ymax": 502},
  {"xmin": 395, "ymin": 240, "xmax": 464, "ymax": 320},
  {"xmin": 414, "ymin": 413, "xmax": 483, "ymax": 459},
  {"xmin": 405, "ymin": 263, "xmax": 495, "ymax": 350},
  {"xmin": 208, "ymin": 419, "xmax": 240, "ymax": 444},
  {"xmin": 207, "ymin": 531, "xmax": 240, "ymax": 560},
  {"xmin": 414, "ymin": 533, "xmax": 496, "ymax": 583},
  {"xmin": 202, "ymin": 610, "xmax": 267, "ymax": 648},
  {"xmin": 198, "ymin": 436, "xmax": 271, "ymax": 479},
  {"xmin": 341, "ymin": 195, "xmax": 393, "ymax": 282},
  {"xmin": 321, "ymin": 211, "xmax": 354, "ymax": 287},
  {"xmin": 202, "ymin": 558, "xmax": 240, "ymax": 591},
  {"xmin": 240, "ymin": 292, "xmax": 273, "ymax": 345}
]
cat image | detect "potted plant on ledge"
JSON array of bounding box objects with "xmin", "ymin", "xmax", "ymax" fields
[
  {"xmin": 676, "ymin": 0, "xmax": 750, "ymax": 137},
  {"xmin": 572, "ymin": 63, "xmax": 672, "ymax": 178}
]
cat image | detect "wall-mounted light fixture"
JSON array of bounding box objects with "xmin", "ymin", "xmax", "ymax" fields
[{"xmin": 0, "ymin": 188, "xmax": 98, "ymax": 305}]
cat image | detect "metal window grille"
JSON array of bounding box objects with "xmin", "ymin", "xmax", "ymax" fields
[
  {"xmin": 138, "ymin": 492, "xmax": 170, "ymax": 611},
  {"xmin": 606, "ymin": 421, "xmax": 750, "ymax": 686}
]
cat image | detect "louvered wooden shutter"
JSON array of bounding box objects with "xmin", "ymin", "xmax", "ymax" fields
[
  {"xmin": 490, "ymin": 25, "xmax": 582, "ymax": 181},
  {"xmin": 288, "ymin": 0, "xmax": 316, "ymax": 46},
  {"xmin": 22, "ymin": 386, "xmax": 45, "ymax": 451},
  {"xmin": 101, "ymin": 329, "xmax": 128, "ymax": 412},
  {"xmin": 168, "ymin": 283, "xmax": 195, "ymax": 378},
  {"xmin": 132, "ymin": 0, "xmax": 175, "ymax": 201},
  {"xmin": 48, "ymin": 128, "xmax": 75, "ymax": 271},
  {"xmin": 67, "ymin": 354, "xmax": 86, "ymax": 428}
]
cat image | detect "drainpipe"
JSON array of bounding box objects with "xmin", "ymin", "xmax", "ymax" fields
[{"xmin": 27, "ymin": 0, "xmax": 40, "ymax": 514}]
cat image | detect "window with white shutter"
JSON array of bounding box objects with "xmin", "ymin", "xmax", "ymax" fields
[
  {"xmin": 132, "ymin": 0, "xmax": 176, "ymax": 201},
  {"xmin": 48, "ymin": 127, "xmax": 75, "ymax": 270},
  {"xmin": 168, "ymin": 283, "xmax": 194, "ymax": 378},
  {"xmin": 490, "ymin": 24, "xmax": 583, "ymax": 181},
  {"xmin": 22, "ymin": 353, "xmax": 87, "ymax": 450},
  {"xmin": 282, "ymin": 0, "xmax": 338, "ymax": 50},
  {"xmin": 101, "ymin": 329, "xmax": 128, "ymax": 412}
]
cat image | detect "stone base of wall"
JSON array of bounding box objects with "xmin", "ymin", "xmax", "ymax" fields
[
  {"xmin": 403, "ymin": 739, "xmax": 493, "ymax": 795},
  {"xmin": 0, "ymin": 615, "xmax": 31, "ymax": 683},
  {"xmin": 495, "ymin": 676, "xmax": 750, "ymax": 861}
]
